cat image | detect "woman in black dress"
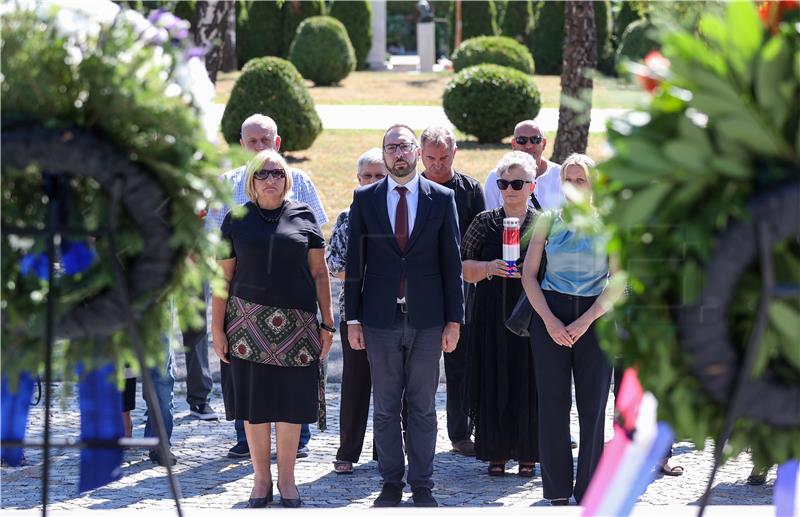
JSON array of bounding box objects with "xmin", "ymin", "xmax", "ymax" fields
[
  {"xmin": 462, "ymin": 151, "xmax": 540, "ymax": 477},
  {"xmin": 212, "ymin": 149, "xmax": 334, "ymax": 508}
]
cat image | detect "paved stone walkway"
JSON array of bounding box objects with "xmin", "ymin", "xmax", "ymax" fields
[{"xmin": 1, "ymin": 378, "xmax": 775, "ymax": 512}]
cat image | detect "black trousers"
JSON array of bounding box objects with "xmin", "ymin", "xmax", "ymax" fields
[
  {"xmin": 443, "ymin": 325, "xmax": 470, "ymax": 442},
  {"xmin": 531, "ymin": 290, "xmax": 611, "ymax": 503},
  {"xmin": 337, "ymin": 320, "xmax": 373, "ymax": 462}
]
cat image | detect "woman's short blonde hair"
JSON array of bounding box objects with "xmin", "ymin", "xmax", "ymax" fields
[
  {"xmin": 244, "ymin": 149, "xmax": 293, "ymax": 203},
  {"xmin": 559, "ymin": 153, "xmax": 596, "ymax": 184}
]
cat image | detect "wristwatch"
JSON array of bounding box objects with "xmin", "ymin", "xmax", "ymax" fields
[{"xmin": 320, "ymin": 322, "xmax": 336, "ymax": 333}]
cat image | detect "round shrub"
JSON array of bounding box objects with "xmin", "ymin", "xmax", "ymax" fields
[
  {"xmin": 288, "ymin": 16, "xmax": 356, "ymax": 85},
  {"xmin": 443, "ymin": 64, "xmax": 541, "ymax": 143},
  {"xmin": 329, "ymin": 0, "xmax": 372, "ymax": 70},
  {"xmin": 615, "ymin": 19, "xmax": 659, "ymax": 68},
  {"xmin": 451, "ymin": 35, "xmax": 535, "ymax": 74},
  {"xmin": 221, "ymin": 57, "xmax": 322, "ymax": 151}
]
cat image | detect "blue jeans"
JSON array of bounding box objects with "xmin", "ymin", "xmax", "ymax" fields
[
  {"xmin": 235, "ymin": 420, "xmax": 311, "ymax": 450},
  {"xmin": 144, "ymin": 334, "xmax": 175, "ymax": 445}
]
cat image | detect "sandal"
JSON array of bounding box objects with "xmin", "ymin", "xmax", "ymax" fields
[
  {"xmin": 518, "ymin": 462, "xmax": 535, "ymax": 478},
  {"xmin": 333, "ymin": 460, "xmax": 353, "ymax": 474},
  {"xmin": 488, "ymin": 462, "xmax": 506, "ymax": 477},
  {"xmin": 659, "ymin": 460, "xmax": 684, "ymax": 477}
]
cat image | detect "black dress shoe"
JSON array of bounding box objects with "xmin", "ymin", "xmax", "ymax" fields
[
  {"xmin": 411, "ymin": 486, "xmax": 438, "ymax": 507},
  {"xmin": 550, "ymin": 498, "xmax": 569, "ymax": 506},
  {"xmin": 373, "ymin": 483, "xmax": 404, "ymax": 507},
  {"xmin": 279, "ymin": 485, "xmax": 302, "ymax": 508},
  {"xmin": 148, "ymin": 448, "xmax": 177, "ymax": 466},
  {"xmin": 247, "ymin": 483, "xmax": 273, "ymax": 508}
]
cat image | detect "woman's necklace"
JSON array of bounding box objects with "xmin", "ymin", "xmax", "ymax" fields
[{"xmin": 255, "ymin": 201, "xmax": 285, "ymax": 224}]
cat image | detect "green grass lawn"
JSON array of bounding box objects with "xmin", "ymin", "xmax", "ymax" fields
[
  {"xmin": 215, "ymin": 70, "xmax": 647, "ymax": 109},
  {"xmin": 284, "ymin": 129, "xmax": 609, "ymax": 236}
]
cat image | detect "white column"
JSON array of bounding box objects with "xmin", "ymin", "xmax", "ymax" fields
[
  {"xmin": 367, "ymin": 0, "xmax": 388, "ymax": 70},
  {"xmin": 417, "ymin": 22, "xmax": 435, "ymax": 72}
]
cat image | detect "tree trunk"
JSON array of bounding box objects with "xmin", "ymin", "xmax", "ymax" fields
[
  {"xmin": 551, "ymin": 1, "xmax": 597, "ymax": 164},
  {"xmin": 193, "ymin": 0, "xmax": 233, "ymax": 83},
  {"xmin": 221, "ymin": 2, "xmax": 237, "ymax": 72}
]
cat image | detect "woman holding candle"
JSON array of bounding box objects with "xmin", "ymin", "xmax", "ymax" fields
[{"xmin": 461, "ymin": 151, "xmax": 541, "ymax": 477}]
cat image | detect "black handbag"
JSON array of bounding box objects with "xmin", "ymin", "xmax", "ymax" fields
[{"xmin": 505, "ymin": 204, "xmax": 547, "ymax": 338}]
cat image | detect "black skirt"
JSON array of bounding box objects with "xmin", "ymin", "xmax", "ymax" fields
[{"xmin": 222, "ymin": 357, "xmax": 319, "ymax": 424}]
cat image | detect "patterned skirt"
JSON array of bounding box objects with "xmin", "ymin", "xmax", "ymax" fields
[{"xmin": 224, "ymin": 296, "xmax": 326, "ymax": 428}]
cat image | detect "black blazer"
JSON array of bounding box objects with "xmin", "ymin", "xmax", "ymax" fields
[{"xmin": 344, "ymin": 175, "xmax": 465, "ymax": 329}]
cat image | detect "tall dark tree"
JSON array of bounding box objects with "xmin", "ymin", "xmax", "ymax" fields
[
  {"xmin": 221, "ymin": 3, "xmax": 237, "ymax": 72},
  {"xmin": 552, "ymin": 1, "xmax": 596, "ymax": 163},
  {"xmin": 193, "ymin": 0, "xmax": 233, "ymax": 83}
]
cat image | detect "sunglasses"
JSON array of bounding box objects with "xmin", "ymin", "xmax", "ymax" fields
[
  {"xmin": 254, "ymin": 168, "xmax": 286, "ymax": 180},
  {"xmin": 359, "ymin": 173, "xmax": 386, "ymax": 181},
  {"xmin": 514, "ymin": 135, "xmax": 543, "ymax": 145},
  {"xmin": 497, "ymin": 179, "xmax": 532, "ymax": 191}
]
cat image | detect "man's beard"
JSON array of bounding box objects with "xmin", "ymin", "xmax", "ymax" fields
[{"xmin": 386, "ymin": 155, "xmax": 417, "ymax": 177}]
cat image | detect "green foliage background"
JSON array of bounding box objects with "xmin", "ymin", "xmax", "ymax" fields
[
  {"xmin": 329, "ymin": 0, "xmax": 372, "ymax": 70},
  {"xmin": 597, "ymin": 2, "xmax": 800, "ymax": 467}
]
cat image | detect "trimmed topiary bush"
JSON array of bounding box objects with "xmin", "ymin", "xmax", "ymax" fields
[
  {"xmin": 288, "ymin": 16, "xmax": 356, "ymax": 85},
  {"xmin": 615, "ymin": 19, "xmax": 659, "ymax": 68},
  {"xmin": 236, "ymin": 0, "xmax": 284, "ymax": 67},
  {"xmin": 282, "ymin": 0, "xmax": 325, "ymax": 56},
  {"xmin": 443, "ymin": 64, "xmax": 541, "ymax": 143},
  {"xmin": 221, "ymin": 57, "xmax": 322, "ymax": 151},
  {"xmin": 451, "ymin": 35, "xmax": 535, "ymax": 74},
  {"xmin": 501, "ymin": 0, "xmax": 533, "ymax": 44},
  {"xmin": 329, "ymin": 0, "xmax": 372, "ymax": 70}
]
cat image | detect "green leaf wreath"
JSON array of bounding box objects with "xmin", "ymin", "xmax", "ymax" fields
[
  {"xmin": 1, "ymin": 1, "xmax": 234, "ymax": 384},
  {"xmin": 596, "ymin": 1, "xmax": 800, "ymax": 466}
]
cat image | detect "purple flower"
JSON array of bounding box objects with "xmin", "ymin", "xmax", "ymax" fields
[
  {"xmin": 19, "ymin": 252, "xmax": 49, "ymax": 280},
  {"xmin": 184, "ymin": 46, "xmax": 206, "ymax": 60}
]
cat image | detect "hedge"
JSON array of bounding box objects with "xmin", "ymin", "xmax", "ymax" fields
[
  {"xmin": 282, "ymin": 0, "xmax": 325, "ymax": 56},
  {"xmin": 615, "ymin": 19, "xmax": 659, "ymax": 68},
  {"xmin": 236, "ymin": 0, "xmax": 284, "ymax": 68},
  {"xmin": 501, "ymin": 0, "xmax": 533, "ymax": 44},
  {"xmin": 288, "ymin": 16, "xmax": 356, "ymax": 85}
]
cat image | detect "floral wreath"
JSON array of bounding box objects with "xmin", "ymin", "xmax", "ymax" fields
[
  {"xmin": 1, "ymin": 0, "xmax": 233, "ymax": 383},
  {"xmin": 597, "ymin": 1, "xmax": 800, "ymax": 467}
]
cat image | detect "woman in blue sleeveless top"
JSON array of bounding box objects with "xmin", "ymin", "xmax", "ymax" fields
[{"xmin": 521, "ymin": 153, "xmax": 619, "ymax": 506}]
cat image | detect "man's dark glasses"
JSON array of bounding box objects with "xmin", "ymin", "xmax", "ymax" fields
[
  {"xmin": 497, "ymin": 179, "xmax": 532, "ymax": 191},
  {"xmin": 515, "ymin": 135, "xmax": 543, "ymax": 145},
  {"xmin": 254, "ymin": 168, "xmax": 286, "ymax": 180}
]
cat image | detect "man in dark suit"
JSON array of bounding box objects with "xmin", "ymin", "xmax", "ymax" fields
[{"xmin": 345, "ymin": 124, "xmax": 464, "ymax": 508}]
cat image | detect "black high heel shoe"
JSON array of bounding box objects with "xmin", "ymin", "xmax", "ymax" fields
[
  {"xmin": 279, "ymin": 485, "xmax": 302, "ymax": 508},
  {"xmin": 247, "ymin": 483, "xmax": 273, "ymax": 508}
]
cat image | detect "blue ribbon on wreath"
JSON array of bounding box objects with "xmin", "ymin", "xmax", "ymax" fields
[
  {"xmin": 19, "ymin": 240, "xmax": 96, "ymax": 280},
  {"xmin": 0, "ymin": 372, "xmax": 36, "ymax": 467},
  {"xmin": 77, "ymin": 362, "xmax": 124, "ymax": 493}
]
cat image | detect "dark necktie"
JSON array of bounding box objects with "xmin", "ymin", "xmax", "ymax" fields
[{"xmin": 394, "ymin": 186, "xmax": 408, "ymax": 298}]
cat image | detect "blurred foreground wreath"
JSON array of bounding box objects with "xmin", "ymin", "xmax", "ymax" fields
[
  {"xmin": 597, "ymin": 1, "xmax": 800, "ymax": 466},
  {"xmin": 1, "ymin": 1, "xmax": 233, "ymax": 383}
]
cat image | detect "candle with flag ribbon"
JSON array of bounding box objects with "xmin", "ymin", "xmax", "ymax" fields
[
  {"xmin": 581, "ymin": 368, "xmax": 675, "ymax": 516},
  {"xmin": 502, "ymin": 217, "xmax": 520, "ymax": 276}
]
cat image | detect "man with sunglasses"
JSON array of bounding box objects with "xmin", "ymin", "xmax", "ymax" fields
[
  {"xmin": 419, "ymin": 126, "xmax": 485, "ymax": 458},
  {"xmin": 345, "ymin": 124, "xmax": 464, "ymax": 507},
  {"xmin": 206, "ymin": 114, "xmax": 328, "ymax": 461},
  {"xmin": 484, "ymin": 120, "xmax": 564, "ymax": 211}
]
